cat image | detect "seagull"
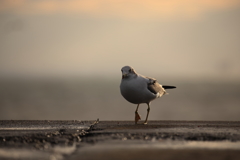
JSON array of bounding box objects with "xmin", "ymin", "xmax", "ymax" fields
[{"xmin": 120, "ymin": 66, "xmax": 176, "ymax": 124}]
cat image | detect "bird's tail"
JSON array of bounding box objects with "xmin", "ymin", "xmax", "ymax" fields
[{"xmin": 162, "ymin": 85, "xmax": 176, "ymax": 89}]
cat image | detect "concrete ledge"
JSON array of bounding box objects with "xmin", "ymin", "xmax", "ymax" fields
[{"xmin": 0, "ymin": 120, "xmax": 240, "ymax": 160}]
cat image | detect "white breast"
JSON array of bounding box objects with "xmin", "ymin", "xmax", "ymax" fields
[{"xmin": 120, "ymin": 76, "xmax": 158, "ymax": 104}]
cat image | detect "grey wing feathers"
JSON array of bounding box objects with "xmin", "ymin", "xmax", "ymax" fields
[
  {"xmin": 147, "ymin": 77, "xmax": 166, "ymax": 96},
  {"xmin": 147, "ymin": 82, "xmax": 162, "ymax": 94}
]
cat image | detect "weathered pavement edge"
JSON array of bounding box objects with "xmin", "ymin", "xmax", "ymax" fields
[{"xmin": 0, "ymin": 120, "xmax": 240, "ymax": 160}]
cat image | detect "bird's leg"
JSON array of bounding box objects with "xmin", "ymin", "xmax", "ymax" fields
[
  {"xmin": 143, "ymin": 103, "xmax": 150, "ymax": 125},
  {"xmin": 135, "ymin": 104, "xmax": 141, "ymax": 124}
]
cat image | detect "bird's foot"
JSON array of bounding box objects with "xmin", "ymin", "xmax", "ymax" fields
[
  {"xmin": 143, "ymin": 121, "xmax": 148, "ymax": 125},
  {"xmin": 135, "ymin": 112, "xmax": 141, "ymax": 124}
]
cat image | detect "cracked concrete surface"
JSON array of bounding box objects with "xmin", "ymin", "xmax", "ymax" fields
[{"xmin": 0, "ymin": 120, "xmax": 240, "ymax": 160}]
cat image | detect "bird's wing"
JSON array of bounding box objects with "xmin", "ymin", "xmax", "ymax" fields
[{"xmin": 145, "ymin": 76, "xmax": 167, "ymax": 96}]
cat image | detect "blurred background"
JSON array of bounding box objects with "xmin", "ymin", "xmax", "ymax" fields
[{"xmin": 0, "ymin": 0, "xmax": 240, "ymax": 121}]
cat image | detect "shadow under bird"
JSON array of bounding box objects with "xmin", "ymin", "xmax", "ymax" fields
[{"xmin": 120, "ymin": 66, "xmax": 176, "ymax": 124}]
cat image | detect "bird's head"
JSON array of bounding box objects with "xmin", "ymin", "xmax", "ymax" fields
[{"xmin": 121, "ymin": 66, "xmax": 137, "ymax": 79}]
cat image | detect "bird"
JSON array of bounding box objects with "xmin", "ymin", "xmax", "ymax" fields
[{"xmin": 120, "ymin": 66, "xmax": 176, "ymax": 124}]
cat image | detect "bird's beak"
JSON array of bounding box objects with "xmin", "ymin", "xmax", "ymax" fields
[{"xmin": 122, "ymin": 74, "xmax": 127, "ymax": 79}]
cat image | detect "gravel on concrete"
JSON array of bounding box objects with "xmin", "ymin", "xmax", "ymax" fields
[{"xmin": 1, "ymin": 120, "xmax": 240, "ymax": 160}]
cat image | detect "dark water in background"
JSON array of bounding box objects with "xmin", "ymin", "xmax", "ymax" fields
[{"xmin": 0, "ymin": 78, "xmax": 240, "ymax": 121}]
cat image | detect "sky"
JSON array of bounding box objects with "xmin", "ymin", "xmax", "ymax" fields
[{"xmin": 0, "ymin": 0, "xmax": 240, "ymax": 81}]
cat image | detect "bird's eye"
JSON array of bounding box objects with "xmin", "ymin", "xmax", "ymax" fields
[{"xmin": 129, "ymin": 69, "xmax": 132, "ymax": 72}]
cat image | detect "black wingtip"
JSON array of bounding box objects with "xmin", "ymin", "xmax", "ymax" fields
[{"xmin": 162, "ymin": 85, "xmax": 176, "ymax": 89}]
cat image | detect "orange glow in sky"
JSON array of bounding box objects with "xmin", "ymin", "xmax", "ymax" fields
[
  {"xmin": 1, "ymin": 0, "xmax": 240, "ymax": 80},
  {"xmin": 1, "ymin": 0, "xmax": 240, "ymax": 19}
]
